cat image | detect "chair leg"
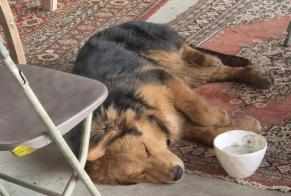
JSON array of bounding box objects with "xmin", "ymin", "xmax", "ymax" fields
[
  {"xmin": 0, "ymin": 174, "xmax": 60, "ymax": 196},
  {"xmin": 40, "ymin": 112, "xmax": 101, "ymax": 196},
  {"xmin": 42, "ymin": 112, "xmax": 101, "ymax": 196},
  {"xmin": 0, "ymin": 0, "xmax": 26, "ymax": 64},
  {"xmin": 42, "ymin": 0, "xmax": 57, "ymax": 11},
  {"xmin": 0, "ymin": 183, "xmax": 10, "ymax": 196},
  {"xmin": 283, "ymin": 21, "xmax": 291, "ymax": 47},
  {"xmin": 62, "ymin": 114, "xmax": 93, "ymax": 196}
]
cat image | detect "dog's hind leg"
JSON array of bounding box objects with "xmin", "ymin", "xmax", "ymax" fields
[
  {"xmin": 181, "ymin": 116, "xmax": 262, "ymax": 145},
  {"xmin": 207, "ymin": 65, "xmax": 272, "ymax": 89},
  {"xmin": 180, "ymin": 44, "xmax": 272, "ymax": 89}
]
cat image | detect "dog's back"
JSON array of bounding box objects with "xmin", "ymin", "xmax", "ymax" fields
[
  {"xmin": 73, "ymin": 21, "xmax": 183, "ymax": 80},
  {"xmin": 73, "ymin": 21, "xmax": 182, "ymax": 114}
]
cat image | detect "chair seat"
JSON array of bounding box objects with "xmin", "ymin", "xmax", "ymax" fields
[{"xmin": 0, "ymin": 64, "xmax": 107, "ymax": 150}]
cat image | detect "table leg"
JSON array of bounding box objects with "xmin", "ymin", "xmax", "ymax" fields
[
  {"xmin": 42, "ymin": 0, "xmax": 57, "ymax": 12},
  {"xmin": 0, "ymin": 0, "xmax": 26, "ymax": 64}
]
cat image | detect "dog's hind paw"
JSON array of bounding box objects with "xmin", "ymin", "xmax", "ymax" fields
[
  {"xmin": 252, "ymin": 73, "xmax": 273, "ymax": 89},
  {"xmin": 244, "ymin": 68, "xmax": 273, "ymax": 89},
  {"xmin": 231, "ymin": 116, "xmax": 262, "ymax": 133},
  {"xmin": 197, "ymin": 107, "xmax": 231, "ymax": 127}
]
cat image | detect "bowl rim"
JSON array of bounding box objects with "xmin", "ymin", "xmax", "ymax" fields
[{"xmin": 213, "ymin": 130, "xmax": 267, "ymax": 157}]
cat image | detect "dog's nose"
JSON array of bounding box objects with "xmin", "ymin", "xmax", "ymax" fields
[{"xmin": 173, "ymin": 165, "xmax": 184, "ymax": 181}]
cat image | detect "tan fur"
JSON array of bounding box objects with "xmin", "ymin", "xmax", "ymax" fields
[
  {"xmin": 86, "ymin": 107, "xmax": 184, "ymax": 184},
  {"xmin": 137, "ymin": 84, "xmax": 183, "ymax": 139},
  {"xmin": 182, "ymin": 116, "xmax": 262, "ymax": 145},
  {"xmin": 181, "ymin": 44, "xmax": 221, "ymax": 67}
]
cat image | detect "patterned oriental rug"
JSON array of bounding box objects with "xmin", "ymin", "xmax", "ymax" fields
[
  {"xmin": 6, "ymin": 0, "xmax": 168, "ymax": 71},
  {"xmin": 5, "ymin": 0, "xmax": 290, "ymax": 193},
  {"xmin": 169, "ymin": 0, "xmax": 291, "ymax": 192}
]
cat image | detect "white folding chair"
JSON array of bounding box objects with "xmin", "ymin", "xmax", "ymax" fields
[{"xmin": 0, "ymin": 38, "xmax": 107, "ymax": 196}]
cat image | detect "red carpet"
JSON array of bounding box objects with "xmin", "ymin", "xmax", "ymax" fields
[
  {"xmin": 169, "ymin": 0, "xmax": 291, "ymax": 192},
  {"xmin": 6, "ymin": 0, "xmax": 168, "ymax": 71}
]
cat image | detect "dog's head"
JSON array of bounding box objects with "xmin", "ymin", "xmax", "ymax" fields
[{"xmin": 86, "ymin": 106, "xmax": 184, "ymax": 184}]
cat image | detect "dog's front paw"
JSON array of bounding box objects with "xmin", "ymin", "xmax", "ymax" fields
[
  {"xmin": 198, "ymin": 107, "xmax": 231, "ymax": 127},
  {"xmin": 232, "ymin": 116, "xmax": 262, "ymax": 133}
]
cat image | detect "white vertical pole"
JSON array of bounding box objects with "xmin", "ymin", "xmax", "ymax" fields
[{"xmin": 0, "ymin": 184, "xmax": 10, "ymax": 196}]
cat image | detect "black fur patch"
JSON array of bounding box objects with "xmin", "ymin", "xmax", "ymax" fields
[
  {"xmin": 108, "ymin": 126, "xmax": 142, "ymax": 145},
  {"xmin": 90, "ymin": 125, "xmax": 142, "ymax": 146},
  {"xmin": 193, "ymin": 46, "xmax": 251, "ymax": 67},
  {"xmin": 148, "ymin": 115, "xmax": 170, "ymax": 135},
  {"xmin": 106, "ymin": 90, "xmax": 149, "ymax": 112}
]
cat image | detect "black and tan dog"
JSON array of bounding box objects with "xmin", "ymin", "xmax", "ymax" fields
[{"xmin": 72, "ymin": 21, "xmax": 271, "ymax": 184}]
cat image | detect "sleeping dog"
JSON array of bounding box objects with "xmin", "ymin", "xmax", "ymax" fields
[{"xmin": 72, "ymin": 21, "xmax": 271, "ymax": 184}]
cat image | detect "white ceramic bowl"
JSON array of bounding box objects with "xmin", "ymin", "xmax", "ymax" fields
[{"xmin": 213, "ymin": 130, "xmax": 267, "ymax": 179}]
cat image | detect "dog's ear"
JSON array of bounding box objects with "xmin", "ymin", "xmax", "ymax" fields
[{"xmin": 87, "ymin": 130, "xmax": 118, "ymax": 161}]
